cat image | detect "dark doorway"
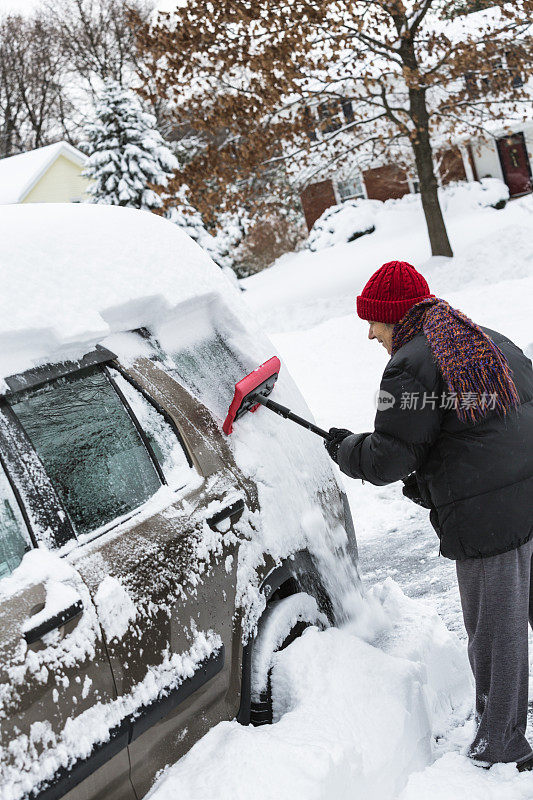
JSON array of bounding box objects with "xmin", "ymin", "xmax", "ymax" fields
[{"xmin": 496, "ymin": 132, "xmax": 532, "ymax": 196}]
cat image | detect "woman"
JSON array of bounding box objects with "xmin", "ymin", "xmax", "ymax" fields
[{"xmin": 325, "ymin": 260, "xmax": 533, "ymax": 770}]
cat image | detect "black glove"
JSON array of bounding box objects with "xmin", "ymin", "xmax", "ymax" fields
[
  {"xmin": 324, "ymin": 427, "xmax": 354, "ymax": 463},
  {"xmin": 402, "ymin": 473, "xmax": 432, "ymax": 509}
]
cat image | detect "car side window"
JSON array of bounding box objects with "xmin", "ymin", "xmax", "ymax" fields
[
  {"xmin": 108, "ymin": 368, "xmax": 193, "ymax": 488},
  {"xmin": 0, "ymin": 462, "xmax": 31, "ymax": 579},
  {"xmin": 7, "ymin": 366, "xmax": 162, "ymax": 537}
]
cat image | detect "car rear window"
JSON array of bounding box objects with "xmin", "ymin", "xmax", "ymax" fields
[
  {"xmin": 0, "ymin": 462, "xmax": 31, "ymax": 579},
  {"xmin": 108, "ymin": 367, "xmax": 192, "ymax": 488},
  {"xmin": 8, "ymin": 366, "xmax": 162, "ymax": 537}
]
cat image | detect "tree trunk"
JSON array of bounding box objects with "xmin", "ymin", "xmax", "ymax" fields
[{"xmin": 409, "ymin": 87, "xmax": 453, "ymax": 258}]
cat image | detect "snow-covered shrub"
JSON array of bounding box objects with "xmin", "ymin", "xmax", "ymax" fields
[
  {"xmin": 211, "ymin": 210, "xmax": 251, "ymax": 270},
  {"xmin": 382, "ymin": 178, "xmax": 510, "ymax": 216},
  {"xmin": 166, "ymin": 193, "xmax": 249, "ymax": 272},
  {"xmin": 307, "ymin": 199, "xmax": 382, "ymax": 252},
  {"xmin": 81, "ymin": 79, "xmax": 178, "ymax": 210},
  {"xmin": 233, "ymin": 209, "xmax": 307, "ymax": 277},
  {"xmin": 478, "ymin": 178, "xmax": 509, "ymax": 209},
  {"xmin": 166, "ymin": 201, "xmax": 221, "ymax": 263},
  {"xmin": 438, "ymin": 178, "xmax": 509, "ymax": 214}
]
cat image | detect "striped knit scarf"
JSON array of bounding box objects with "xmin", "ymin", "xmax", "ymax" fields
[{"xmin": 392, "ymin": 297, "xmax": 520, "ymax": 424}]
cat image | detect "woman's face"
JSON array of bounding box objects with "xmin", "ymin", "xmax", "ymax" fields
[{"xmin": 368, "ymin": 321, "xmax": 394, "ymax": 355}]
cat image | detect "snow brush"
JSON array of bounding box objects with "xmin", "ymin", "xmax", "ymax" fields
[{"xmin": 223, "ymin": 356, "xmax": 331, "ymax": 440}]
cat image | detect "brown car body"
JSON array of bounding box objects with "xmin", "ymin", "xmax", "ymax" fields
[{"xmin": 0, "ymin": 339, "xmax": 358, "ymax": 800}]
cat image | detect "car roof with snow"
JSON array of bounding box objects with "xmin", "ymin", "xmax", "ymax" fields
[{"xmin": 0, "ymin": 203, "xmax": 235, "ymax": 386}]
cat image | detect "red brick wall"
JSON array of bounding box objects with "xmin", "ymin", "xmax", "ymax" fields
[
  {"xmin": 362, "ymin": 165, "xmax": 409, "ymax": 201},
  {"xmin": 437, "ymin": 147, "xmax": 467, "ymax": 185},
  {"xmin": 300, "ymin": 179, "xmax": 337, "ymax": 231},
  {"xmin": 301, "ymin": 156, "xmax": 471, "ymax": 231}
]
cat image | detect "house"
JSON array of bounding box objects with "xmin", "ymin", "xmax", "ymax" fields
[
  {"xmin": 299, "ymin": 113, "xmax": 533, "ymax": 231},
  {"xmin": 0, "ymin": 141, "xmax": 89, "ymax": 205},
  {"xmin": 298, "ymin": 6, "xmax": 533, "ymax": 232},
  {"xmin": 468, "ymin": 123, "xmax": 533, "ymax": 198}
]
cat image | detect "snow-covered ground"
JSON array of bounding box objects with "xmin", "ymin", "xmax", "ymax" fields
[
  {"xmin": 148, "ymin": 580, "xmax": 471, "ymax": 800},
  {"xmin": 148, "ymin": 190, "xmax": 533, "ymax": 799}
]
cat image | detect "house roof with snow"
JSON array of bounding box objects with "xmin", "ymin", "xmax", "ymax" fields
[{"xmin": 0, "ymin": 141, "xmax": 88, "ymax": 204}]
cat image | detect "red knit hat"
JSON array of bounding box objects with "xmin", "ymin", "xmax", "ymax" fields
[{"xmin": 356, "ymin": 261, "xmax": 432, "ymax": 324}]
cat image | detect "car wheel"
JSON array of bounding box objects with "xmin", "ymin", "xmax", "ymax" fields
[{"xmin": 249, "ymin": 592, "xmax": 330, "ymax": 726}]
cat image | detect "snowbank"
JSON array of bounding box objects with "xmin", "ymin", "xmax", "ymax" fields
[
  {"xmin": 382, "ymin": 179, "xmax": 510, "ymax": 216},
  {"xmin": 305, "ymin": 180, "xmax": 509, "ymax": 254},
  {"xmin": 437, "ymin": 178, "xmax": 509, "ymax": 214},
  {"xmin": 147, "ymin": 579, "xmax": 471, "ymax": 800},
  {"xmin": 357, "ymin": 580, "xmax": 472, "ymax": 738},
  {"xmin": 399, "ymin": 751, "xmax": 533, "ymax": 800},
  {"xmin": 244, "ymin": 183, "xmax": 532, "ymax": 335},
  {"xmin": 308, "ymin": 199, "xmax": 381, "ymax": 251}
]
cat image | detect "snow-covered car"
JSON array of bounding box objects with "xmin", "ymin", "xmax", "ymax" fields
[{"xmin": 0, "ymin": 204, "xmax": 359, "ymax": 800}]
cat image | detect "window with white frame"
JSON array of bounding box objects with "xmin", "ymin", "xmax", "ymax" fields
[
  {"xmin": 463, "ymin": 51, "xmax": 524, "ymax": 98},
  {"xmin": 337, "ymin": 176, "xmax": 365, "ymax": 202},
  {"xmin": 316, "ymin": 98, "xmax": 354, "ymax": 136}
]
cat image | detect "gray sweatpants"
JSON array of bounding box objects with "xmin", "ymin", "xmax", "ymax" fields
[{"xmin": 456, "ymin": 537, "xmax": 533, "ymax": 765}]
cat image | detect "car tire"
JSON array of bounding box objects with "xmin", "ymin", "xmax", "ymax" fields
[{"xmin": 249, "ymin": 592, "xmax": 329, "ymax": 726}]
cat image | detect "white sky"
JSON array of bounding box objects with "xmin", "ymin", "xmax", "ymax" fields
[
  {"xmin": 0, "ymin": 0, "xmax": 41, "ymax": 12},
  {"xmin": 0, "ymin": 0, "xmax": 177, "ymax": 11},
  {"xmin": 155, "ymin": 0, "xmax": 180, "ymax": 10}
]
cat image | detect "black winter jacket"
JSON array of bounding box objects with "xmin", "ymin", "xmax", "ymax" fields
[{"xmin": 337, "ymin": 327, "xmax": 533, "ymax": 560}]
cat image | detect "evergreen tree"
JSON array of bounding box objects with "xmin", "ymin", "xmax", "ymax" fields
[
  {"xmin": 82, "ymin": 79, "xmax": 178, "ymax": 209},
  {"xmin": 166, "ymin": 188, "xmax": 250, "ymax": 271},
  {"xmin": 166, "ymin": 196, "xmax": 219, "ymax": 260}
]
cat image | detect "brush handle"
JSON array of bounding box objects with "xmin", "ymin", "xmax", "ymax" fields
[{"xmin": 253, "ymin": 394, "xmax": 331, "ymax": 440}]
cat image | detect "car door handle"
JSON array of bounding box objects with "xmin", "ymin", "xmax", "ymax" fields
[
  {"xmin": 206, "ymin": 498, "xmax": 245, "ymax": 530},
  {"xmin": 23, "ymin": 599, "xmax": 84, "ymax": 645}
]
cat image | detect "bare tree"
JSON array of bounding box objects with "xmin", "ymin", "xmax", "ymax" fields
[
  {"xmin": 0, "ymin": 16, "xmax": 25, "ymax": 157},
  {"xmin": 0, "ymin": 0, "xmax": 162, "ymax": 158},
  {"xmin": 0, "ymin": 12, "xmax": 72, "ymax": 157},
  {"xmin": 50, "ymin": 0, "xmax": 154, "ymax": 93}
]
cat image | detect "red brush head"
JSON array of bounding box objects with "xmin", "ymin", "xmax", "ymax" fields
[{"xmin": 223, "ymin": 356, "xmax": 281, "ymax": 434}]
